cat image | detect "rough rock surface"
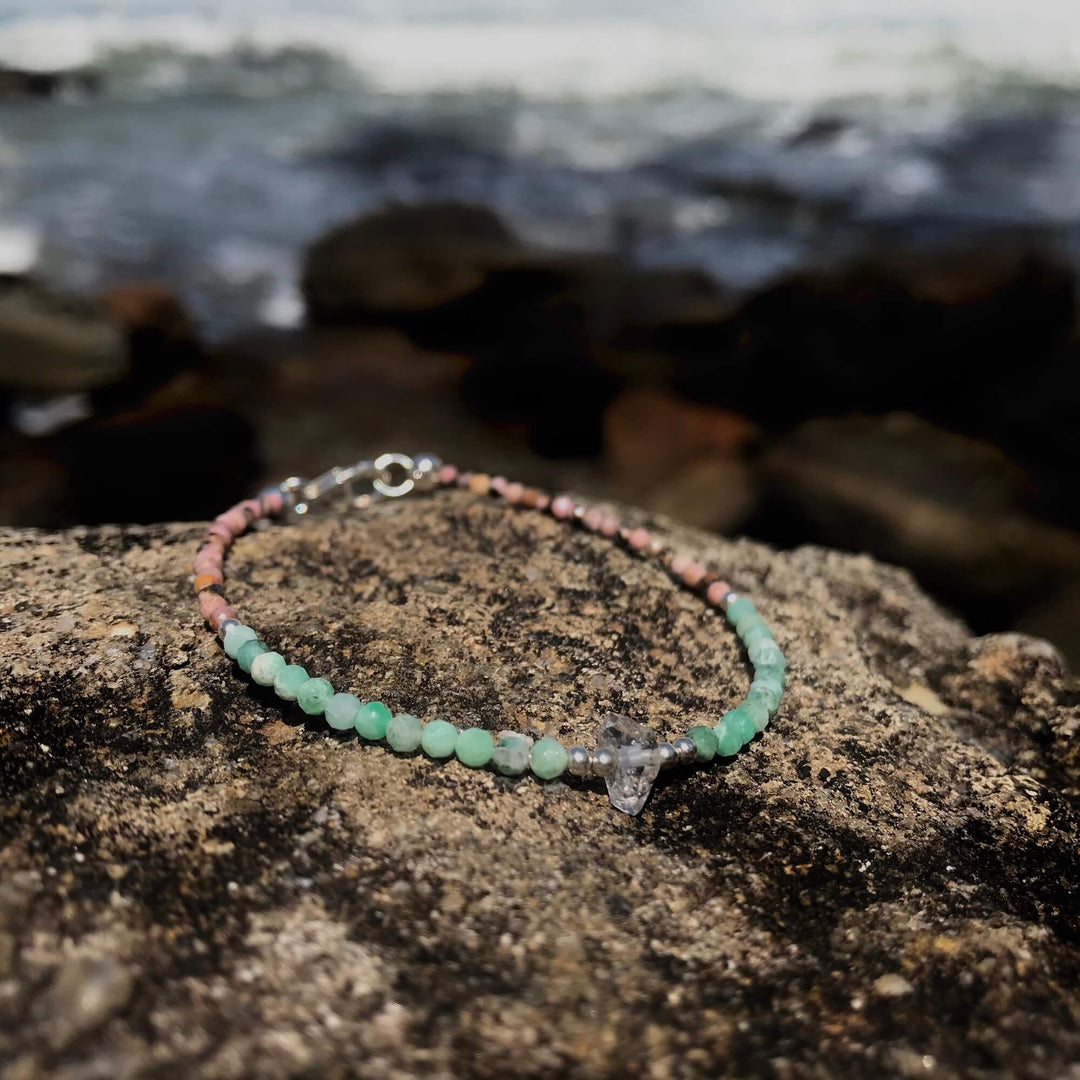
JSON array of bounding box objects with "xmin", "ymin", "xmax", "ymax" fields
[{"xmin": 0, "ymin": 493, "xmax": 1077, "ymax": 1079}]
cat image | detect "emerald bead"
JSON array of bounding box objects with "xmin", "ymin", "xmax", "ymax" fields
[
  {"xmin": 273, "ymin": 664, "xmax": 310, "ymax": 702},
  {"xmin": 715, "ymin": 708, "xmax": 755, "ymax": 755},
  {"xmin": 250, "ymin": 651, "xmax": 286, "ymax": 687},
  {"xmin": 687, "ymin": 724, "xmax": 718, "ymax": 762},
  {"xmin": 355, "ymin": 700, "xmax": 392, "ymax": 740},
  {"xmin": 386, "ymin": 713, "xmax": 423, "ymax": 753},
  {"xmin": 224, "ymin": 624, "xmax": 257, "ymax": 659},
  {"xmin": 492, "ymin": 734, "xmax": 530, "ymax": 776},
  {"xmin": 745, "ymin": 688, "xmax": 779, "ymax": 718},
  {"xmin": 724, "ymin": 597, "xmax": 757, "ymax": 629},
  {"xmin": 741, "ymin": 623, "xmax": 773, "ymax": 649},
  {"xmin": 297, "ymin": 677, "xmax": 334, "ymax": 716},
  {"xmin": 755, "ymin": 663, "xmax": 786, "ymax": 690},
  {"xmin": 748, "ymin": 637, "xmax": 784, "ymax": 668},
  {"xmin": 421, "ymin": 719, "xmax": 458, "ymax": 759},
  {"xmin": 530, "ymin": 737, "xmax": 568, "ymax": 780},
  {"xmin": 749, "ymin": 675, "xmax": 783, "ymax": 711},
  {"xmin": 456, "ymin": 727, "xmax": 494, "ymax": 768},
  {"xmin": 235, "ymin": 639, "xmax": 268, "ymax": 674},
  {"xmin": 739, "ymin": 696, "xmax": 770, "ymax": 733},
  {"xmin": 737, "ymin": 614, "xmax": 768, "ymax": 640},
  {"xmin": 325, "ymin": 692, "xmax": 362, "ymax": 731}
]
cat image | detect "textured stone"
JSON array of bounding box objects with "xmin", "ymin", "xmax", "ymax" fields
[{"xmin": 0, "ymin": 496, "xmax": 1077, "ymax": 1078}]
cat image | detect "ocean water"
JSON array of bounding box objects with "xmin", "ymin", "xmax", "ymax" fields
[{"xmin": 1, "ymin": 0, "xmax": 1079, "ymax": 335}]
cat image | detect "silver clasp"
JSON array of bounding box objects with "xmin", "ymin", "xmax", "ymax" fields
[{"xmin": 278, "ymin": 451, "xmax": 442, "ymax": 517}]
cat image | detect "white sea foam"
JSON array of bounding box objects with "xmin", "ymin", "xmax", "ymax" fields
[{"xmin": 1, "ymin": 1, "xmax": 1079, "ymax": 103}]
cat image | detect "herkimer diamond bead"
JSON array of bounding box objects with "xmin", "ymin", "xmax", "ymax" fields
[{"xmin": 597, "ymin": 713, "xmax": 663, "ymax": 816}]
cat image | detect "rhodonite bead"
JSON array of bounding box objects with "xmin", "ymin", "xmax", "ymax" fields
[
  {"xmin": 325, "ymin": 692, "xmax": 362, "ymax": 731},
  {"xmin": 250, "ymin": 651, "xmax": 286, "ymax": 687},
  {"xmin": 492, "ymin": 734, "xmax": 530, "ymax": 775},
  {"xmin": 274, "ymin": 664, "xmax": 310, "ymax": 702},
  {"xmin": 355, "ymin": 700, "xmax": 392, "ymax": 740},
  {"xmin": 235, "ymin": 639, "xmax": 268, "ymax": 673},
  {"xmin": 386, "ymin": 713, "xmax": 423, "ymax": 753},
  {"xmin": 421, "ymin": 719, "xmax": 458, "ymax": 759},
  {"xmin": 529, "ymin": 738, "xmax": 568, "ymax": 780},
  {"xmin": 223, "ymin": 624, "xmax": 257, "ymax": 658},
  {"xmin": 456, "ymin": 727, "xmax": 494, "ymax": 768},
  {"xmin": 739, "ymin": 696, "xmax": 770, "ymax": 733},
  {"xmin": 687, "ymin": 724, "xmax": 719, "ymax": 762},
  {"xmin": 297, "ymin": 677, "xmax": 334, "ymax": 716}
]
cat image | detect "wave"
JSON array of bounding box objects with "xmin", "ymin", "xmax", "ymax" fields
[{"xmin": 1, "ymin": 6, "xmax": 1080, "ymax": 104}]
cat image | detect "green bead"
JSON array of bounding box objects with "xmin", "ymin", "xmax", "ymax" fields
[
  {"xmin": 739, "ymin": 696, "xmax": 770, "ymax": 733},
  {"xmin": 745, "ymin": 689, "xmax": 779, "ymax": 719},
  {"xmin": 715, "ymin": 708, "xmax": 755, "ymax": 755},
  {"xmin": 755, "ymin": 662, "xmax": 786, "ymax": 690},
  {"xmin": 250, "ymin": 651, "xmax": 286, "ymax": 687},
  {"xmin": 224, "ymin": 624, "xmax": 257, "ymax": 659},
  {"xmin": 724, "ymin": 597, "xmax": 757, "ymax": 629},
  {"xmin": 273, "ymin": 664, "xmax": 310, "ymax": 702},
  {"xmin": 325, "ymin": 692, "xmax": 362, "ymax": 731},
  {"xmin": 297, "ymin": 677, "xmax": 334, "ymax": 716},
  {"xmin": 750, "ymin": 675, "xmax": 783, "ymax": 711},
  {"xmin": 687, "ymin": 724, "xmax": 718, "ymax": 762},
  {"xmin": 421, "ymin": 719, "xmax": 458, "ymax": 759},
  {"xmin": 492, "ymin": 734, "xmax": 530, "ymax": 776},
  {"xmin": 235, "ymin": 639, "xmax": 268, "ymax": 674},
  {"xmin": 748, "ymin": 637, "xmax": 784, "ymax": 669},
  {"xmin": 741, "ymin": 623, "xmax": 773, "ymax": 649},
  {"xmin": 530, "ymin": 737, "xmax": 568, "ymax": 780},
  {"xmin": 386, "ymin": 713, "xmax": 423, "ymax": 753},
  {"xmin": 355, "ymin": 700, "xmax": 392, "ymax": 740},
  {"xmin": 456, "ymin": 727, "xmax": 494, "ymax": 768}
]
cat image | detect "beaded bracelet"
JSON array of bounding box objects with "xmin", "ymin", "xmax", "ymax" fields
[{"xmin": 194, "ymin": 452, "xmax": 786, "ymax": 815}]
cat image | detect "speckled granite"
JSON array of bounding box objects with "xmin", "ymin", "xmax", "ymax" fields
[{"xmin": 1, "ymin": 492, "xmax": 1078, "ymax": 1079}]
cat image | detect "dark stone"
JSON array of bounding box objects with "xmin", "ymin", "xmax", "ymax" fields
[{"xmin": 0, "ymin": 497, "xmax": 1077, "ymax": 1076}]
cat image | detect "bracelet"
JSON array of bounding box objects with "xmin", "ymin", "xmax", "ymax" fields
[{"xmin": 193, "ymin": 452, "xmax": 786, "ymax": 815}]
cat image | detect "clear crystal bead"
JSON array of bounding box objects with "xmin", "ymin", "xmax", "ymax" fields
[{"xmin": 597, "ymin": 714, "xmax": 662, "ymax": 815}]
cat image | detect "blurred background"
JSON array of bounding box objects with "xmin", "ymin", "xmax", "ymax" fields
[{"xmin": 0, "ymin": 0, "xmax": 1078, "ymax": 663}]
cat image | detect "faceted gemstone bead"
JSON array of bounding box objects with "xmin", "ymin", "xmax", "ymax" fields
[
  {"xmin": 719, "ymin": 708, "xmax": 756, "ymax": 753},
  {"xmin": 739, "ymin": 696, "xmax": 771, "ymax": 733},
  {"xmin": 250, "ymin": 651, "xmax": 286, "ymax": 687},
  {"xmin": 736, "ymin": 614, "xmax": 768, "ymax": 640},
  {"xmin": 235, "ymin": 639, "xmax": 268, "ymax": 674},
  {"xmin": 687, "ymin": 724, "xmax": 718, "ymax": 762},
  {"xmin": 529, "ymin": 738, "xmax": 568, "ymax": 780},
  {"xmin": 749, "ymin": 676, "xmax": 783, "ymax": 711},
  {"xmin": 745, "ymin": 688, "xmax": 779, "ymax": 719},
  {"xmin": 741, "ymin": 623, "xmax": 773, "ymax": 650},
  {"xmin": 724, "ymin": 597, "xmax": 757, "ymax": 629},
  {"xmin": 224, "ymin": 624, "xmax": 257, "ymax": 659},
  {"xmin": 421, "ymin": 719, "xmax": 458, "ymax": 759},
  {"xmin": 456, "ymin": 727, "xmax": 494, "ymax": 768},
  {"xmin": 297, "ymin": 677, "xmax": 334, "ymax": 716},
  {"xmin": 755, "ymin": 663, "xmax": 786, "ymax": 690},
  {"xmin": 325, "ymin": 692, "xmax": 362, "ymax": 731},
  {"xmin": 386, "ymin": 713, "xmax": 423, "ymax": 753},
  {"xmin": 273, "ymin": 664, "xmax": 310, "ymax": 702},
  {"xmin": 492, "ymin": 734, "xmax": 530, "ymax": 776},
  {"xmin": 597, "ymin": 713, "xmax": 662, "ymax": 815},
  {"xmin": 748, "ymin": 638, "xmax": 784, "ymax": 669},
  {"xmin": 355, "ymin": 700, "xmax": 392, "ymax": 740}
]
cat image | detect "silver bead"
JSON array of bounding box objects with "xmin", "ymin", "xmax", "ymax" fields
[
  {"xmin": 412, "ymin": 452, "xmax": 443, "ymax": 492},
  {"xmin": 567, "ymin": 746, "xmax": 591, "ymax": 776},
  {"xmin": 217, "ymin": 617, "xmax": 241, "ymax": 640},
  {"xmin": 657, "ymin": 742, "xmax": 677, "ymax": 769},
  {"xmin": 591, "ymin": 747, "xmax": 616, "ymax": 777},
  {"xmin": 672, "ymin": 736, "xmax": 697, "ymax": 764}
]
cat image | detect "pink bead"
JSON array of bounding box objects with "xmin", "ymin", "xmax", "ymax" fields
[
  {"xmin": 438, "ymin": 464, "xmax": 458, "ymax": 485},
  {"xmin": 706, "ymin": 581, "xmax": 733, "ymax": 607},
  {"xmin": 206, "ymin": 523, "xmax": 233, "ymax": 544},
  {"xmin": 490, "ymin": 476, "xmax": 508, "ymax": 495},
  {"xmin": 208, "ymin": 605, "xmax": 238, "ymax": 631},
  {"xmin": 551, "ymin": 495, "xmax": 575, "ymax": 520},
  {"xmin": 456, "ymin": 471, "xmax": 474, "ymax": 488},
  {"xmin": 681, "ymin": 561, "xmax": 707, "ymax": 587},
  {"xmin": 534, "ymin": 492, "xmax": 550, "ymax": 511},
  {"xmin": 504, "ymin": 482, "xmax": 525, "ymax": 505},
  {"xmin": 670, "ymin": 554, "xmax": 691, "ymax": 576},
  {"xmin": 216, "ymin": 508, "xmax": 247, "ymax": 535},
  {"xmin": 199, "ymin": 592, "xmax": 227, "ymax": 619},
  {"xmin": 599, "ymin": 514, "xmax": 620, "ymax": 538},
  {"xmin": 261, "ymin": 490, "xmax": 284, "ymax": 516},
  {"xmin": 582, "ymin": 508, "xmax": 604, "ymax": 532},
  {"xmin": 627, "ymin": 528, "xmax": 651, "ymax": 552},
  {"xmin": 193, "ymin": 553, "xmax": 221, "ymax": 577}
]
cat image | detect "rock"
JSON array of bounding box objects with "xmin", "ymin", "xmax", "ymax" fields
[
  {"xmin": 0, "ymin": 284, "xmax": 128, "ymax": 395},
  {"xmin": 0, "ymin": 65, "xmax": 101, "ymax": 100},
  {"xmin": 0, "ymin": 498, "xmax": 1077, "ymax": 1076}
]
